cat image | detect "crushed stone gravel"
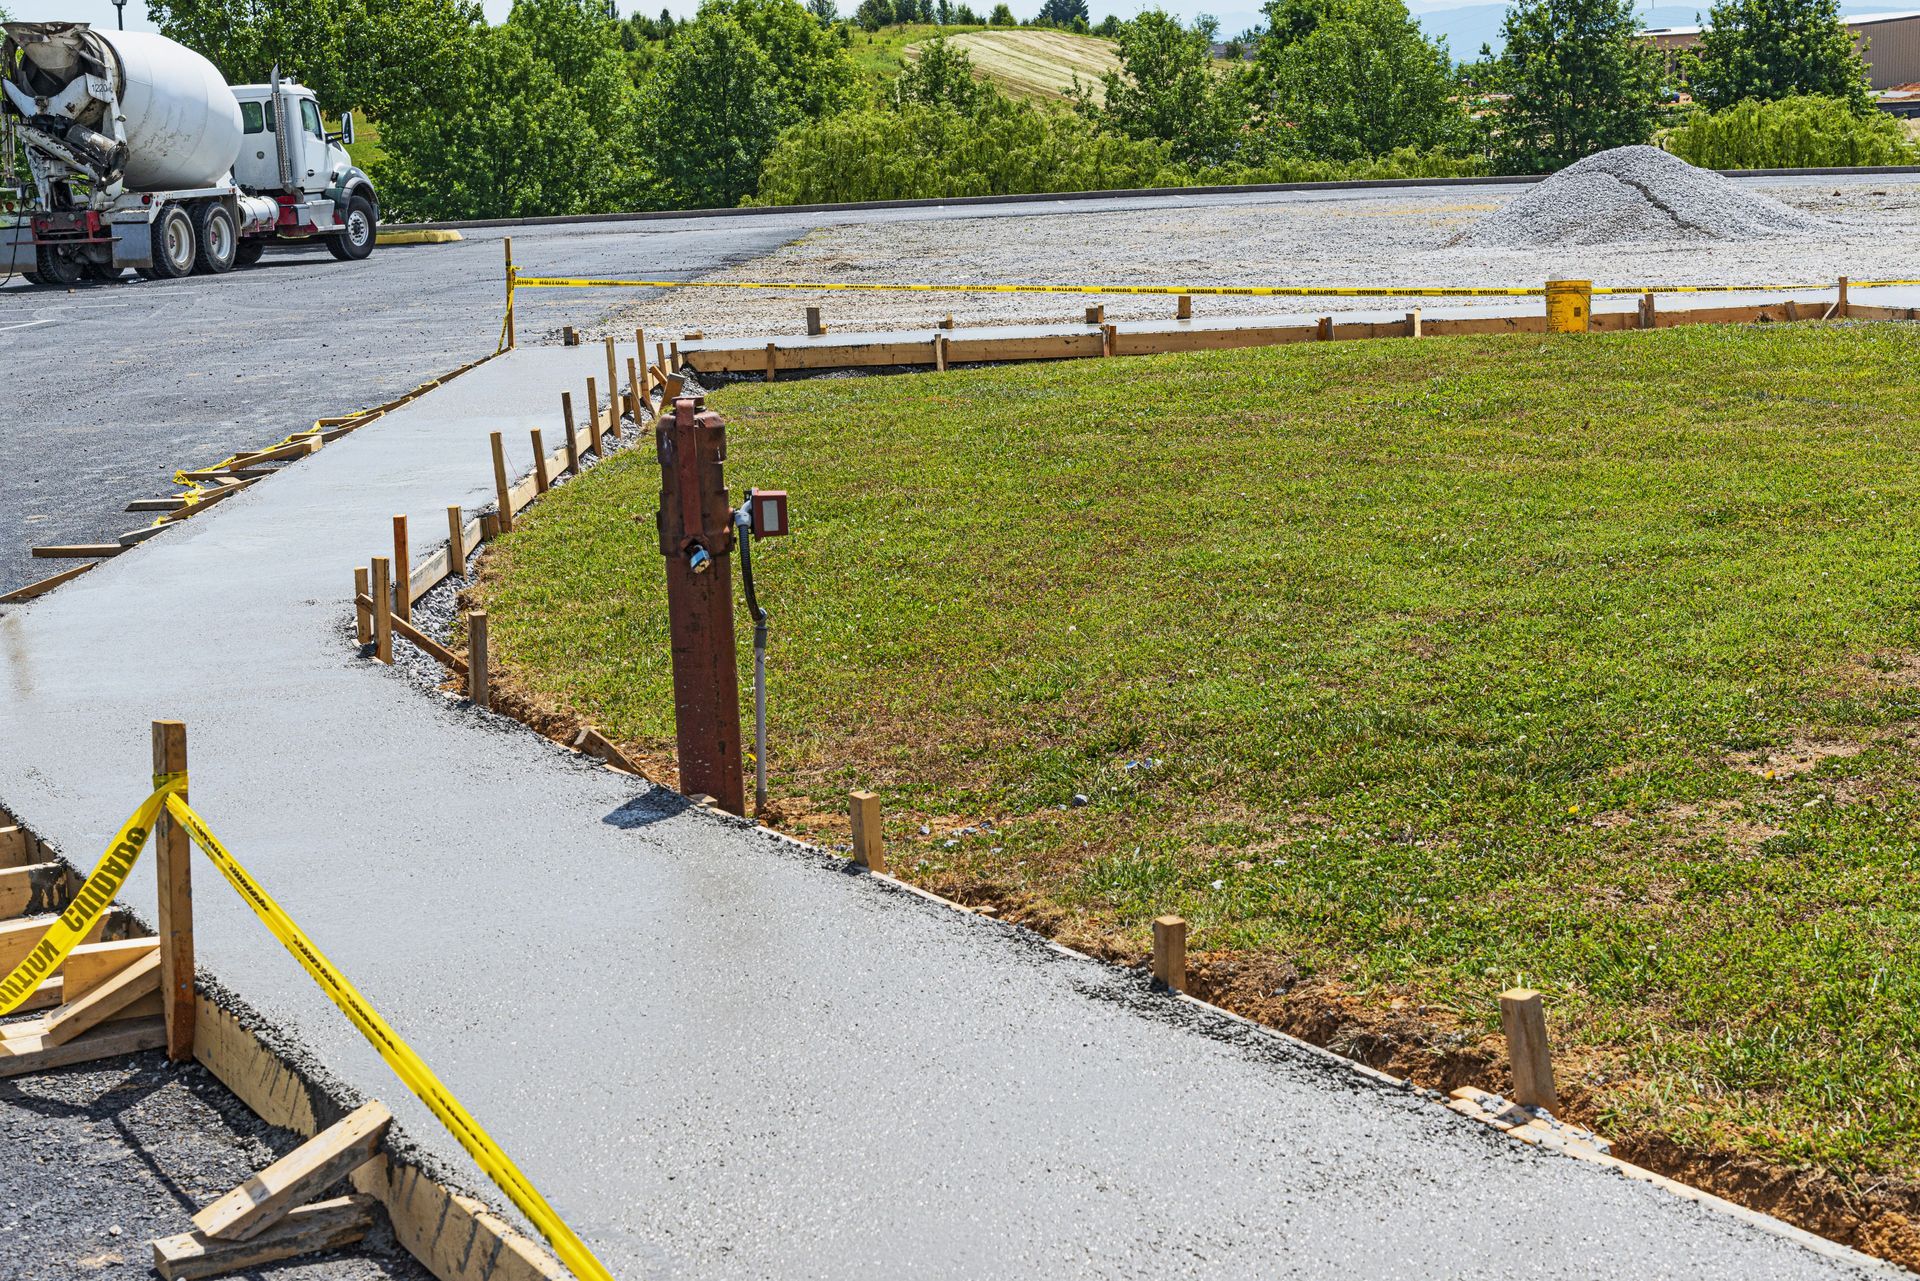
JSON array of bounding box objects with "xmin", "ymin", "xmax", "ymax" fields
[
  {"xmin": 0, "ymin": 1049, "xmax": 430, "ymax": 1280},
  {"xmin": 595, "ymin": 174, "xmax": 1917, "ymax": 341},
  {"xmin": 1453, "ymin": 146, "xmax": 1834, "ymax": 248}
]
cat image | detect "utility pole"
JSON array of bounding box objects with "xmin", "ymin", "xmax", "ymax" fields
[
  {"xmin": 654, "ymin": 397, "xmax": 746, "ymax": 816},
  {"xmin": 112, "ymin": 0, "xmax": 128, "ymax": 29}
]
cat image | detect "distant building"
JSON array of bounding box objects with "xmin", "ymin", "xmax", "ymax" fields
[{"xmin": 1644, "ymin": 11, "xmax": 1920, "ymax": 91}]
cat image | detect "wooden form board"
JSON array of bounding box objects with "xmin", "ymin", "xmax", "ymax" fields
[
  {"xmin": 193, "ymin": 1100, "xmax": 392, "ymax": 1241},
  {"xmin": 153, "ymin": 1194, "xmax": 375, "ymax": 1280},
  {"xmin": 0, "ymin": 860, "xmax": 78, "ymax": 919},
  {"xmin": 190, "ymin": 999, "xmax": 569, "ymax": 1281},
  {"xmin": 677, "ymin": 299, "xmax": 1915, "ymax": 376}
]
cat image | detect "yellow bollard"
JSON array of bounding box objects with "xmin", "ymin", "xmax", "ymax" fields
[{"xmin": 1545, "ymin": 279, "xmax": 1591, "ymax": 334}]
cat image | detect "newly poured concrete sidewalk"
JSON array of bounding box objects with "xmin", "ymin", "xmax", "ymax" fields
[{"xmin": 0, "ymin": 347, "xmax": 1890, "ymax": 1279}]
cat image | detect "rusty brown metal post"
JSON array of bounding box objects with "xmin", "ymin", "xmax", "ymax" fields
[{"xmin": 655, "ymin": 397, "xmax": 746, "ymax": 815}]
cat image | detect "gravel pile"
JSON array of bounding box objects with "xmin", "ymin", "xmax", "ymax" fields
[{"xmin": 1452, "ymin": 146, "xmax": 1834, "ymax": 248}]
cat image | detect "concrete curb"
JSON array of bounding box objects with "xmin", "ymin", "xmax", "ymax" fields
[{"xmin": 383, "ymin": 164, "xmax": 1920, "ymax": 233}]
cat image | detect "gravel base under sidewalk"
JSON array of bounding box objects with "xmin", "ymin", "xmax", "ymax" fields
[{"xmin": 0, "ymin": 1051, "xmax": 430, "ymax": 1281}]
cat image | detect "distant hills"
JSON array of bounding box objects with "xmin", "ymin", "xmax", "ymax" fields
[{"xmin": 1406, "ymin": 0, "xmax": 1920, "ymax": 59}]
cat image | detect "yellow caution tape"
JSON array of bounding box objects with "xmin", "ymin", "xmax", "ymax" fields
[
  {"xmin": 510, "ymin": 274, "xmax": 1920, "ymax": 300},
  {"xmin": 513, "ymin": 275, "xmax": 1546, "ymax": 298},
  {"xmin": 0, "ymin": 773, "xmax": 185, "ymax": 1015},
  {"xmin": 161, "ymin": 794, "xmax": 615, "ymax": 1281}
]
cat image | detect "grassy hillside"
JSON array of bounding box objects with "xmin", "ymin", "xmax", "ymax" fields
[
  {"xmin": 856, "ymin": 25, "xmax": 1122, "ymax": 103},
  {"xmin": 483, "ymin": 323, "xmax": 1920, "ymax": 1231},
  {"xmin": 931, "ymin": 30, "xmax": 1121, "ymax": 102}
]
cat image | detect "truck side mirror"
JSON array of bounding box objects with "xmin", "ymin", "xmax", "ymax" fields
[{"xmin": 338, "ymin": 111, "xmax": 355, "ymax": 148}]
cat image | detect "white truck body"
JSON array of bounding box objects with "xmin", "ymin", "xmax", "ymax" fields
[{"xmin": 1, "ymin": 21, "xmax": 379, "ymax": 284}]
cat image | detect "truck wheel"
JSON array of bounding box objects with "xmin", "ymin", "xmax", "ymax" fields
[
  {"xmin": 83, "ymin": 262, "xmax": 126, "ymax": 283},
  {"xmin": 148, "ymin": 205, "xmax": 197, "ymax": 279},
  {"xmin": 193, "ymin": 204, "xmax": 238, "ymax": 275},
  {"xmin": 326, "ymin": 195, "xmax": 376, "ymax": 261},
  {"xmin": 35, "ymin": 244, "xmax": 85, "ymax": 287},
  {"xmin": 235, "ymin": 239, "xmax": 265, "ymax": 268}
]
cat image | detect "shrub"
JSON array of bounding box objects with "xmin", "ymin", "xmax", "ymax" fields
[{"xmin": 1664, "ymin": 95, "xmax": 1919, "ymax": 169}]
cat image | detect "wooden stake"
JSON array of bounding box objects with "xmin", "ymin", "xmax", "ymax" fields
[
  {"xmin": 193, "ymin": 1102, "xmax": 391, "ymax": 1242},
  {"xmin": 586, "ymin": 384, "xmax": 604, "ymax": 458},
  {"xmin": 1176, "ymin": 293, "xmax": 1192, "ymax": 320},
  {"xmin": 445, "ymin": 505, "xmax": 465, "ymax": 579},
  {"xmin": 1784, "ymin": 298, "xmax": 1800, "ymax": 323},
  {"xmin": 466, "ymin": 611, "xmax": 489, "ymax": 709},
  {"xmin": 390, "ymin": 515, "xmax": 410, "ymax": 622},
  {"xmin": 1102, "ymin": 323, "xmax": 1117, "ymax": 357},
  {"xmin": 624, "ymin": 357, "xmax": 641, "ymax": 431},
  {"xmin": 635, "ymin": 327, "xmax": 648, "ymax": 389},
  {"xmin": 503, "ymin": 237, "xmax": 515, "ymax": 350},
  {"xmin": 933, "ymin": 336, "xmax": 947, "ymax": 372},
  {"xmin": 480, "ymin": 512, "xmax": 499, "ymax": 542},
  {"xmin": 765, "ymin": 342, "xmax": 777, "ymax": 383},
  {"xmin": 489, "ymin": 431, "xmax": 513, "ymax": 535},
  {"xmin": 655, "ymin": 341, "xmax": 667, "ymax": 372},
  {"xmin": 1316, "ymin": 316, "xmax": 1333, "ymax": 341},
  {"xmin": 669, "ymin": 340, "xmax": 680, "ymax": 369},
  {"xmin": 1499, "ymin": 988, "xmax": 1559, "ymax": 1112},
  {"xmin": 1838, "ymin": 275, "xmax": 1849, "ymax": 318},
  {"xmin": 370, "ymin": 558, "xmax": 393, "ymax": 664},
  {"xmin": 849, "ymin": 791, "xmax": 886, "ymax": 873},
  {"xmin": 805, "ymin": 306, "xmax": 823, "ymax": 336},
  {"xmin": 566, "ymin": 390, "xmax": 584, "ymax": 475},
  {"xmin": 352, "ymin": 568, "xmax": 371, "ymax": 645},
  {"xmin": 1406, "ymin": 309, "xmax": 1422, "ymax": 338},
  {"xmin": 530, "ymin": 430, "xmax": 549, "ymax": 493},
  {"xmin": 604, "ymin": 336, "xmax": 620, "ymax": 423},
  {"xmin": 1084, "ymin": 304, "xmax": 1104, "ymax": 326},
  {"xmin": 938, "ymin": 314, "xmax": 954, "ymax": 330},
  {"xmin": 152, "ymin": 720, "xmax": 193, "ymax": 1061},
  {"xmin": 1151, "ymin": 915, "xmax": 1187, "ymax": 991}
]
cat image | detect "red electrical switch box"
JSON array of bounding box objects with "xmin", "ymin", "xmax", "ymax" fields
[{"xmin": 750, "ymin": 490, "xmax": 789, "ymax": 539}]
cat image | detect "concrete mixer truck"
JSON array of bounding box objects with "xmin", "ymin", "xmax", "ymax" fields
[{"xmin": 1, "ymin": 21, "xmax": 379, "ymax": 284}]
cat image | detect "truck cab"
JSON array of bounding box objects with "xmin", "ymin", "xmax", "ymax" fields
[{"xmin": 228, "ymin": 80, "xmax": 378, "ymax": 265}]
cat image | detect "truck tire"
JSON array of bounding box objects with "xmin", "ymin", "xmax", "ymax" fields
[
  {"xmin": 148, "ymin": 204, "xmax": 197, "ymax": 279},
  {"xmin": 193, "ymin": 203, "xmax": 238, "ymax": 275},
  {"xmin": 326, "ymin": 194, "xmax": 376, "ymax": 261},
  {"xmin": 83, "ymin": 262, "xmax": 127, "ymax": 283},
  {"xmin": 235, "ymin": 239, "xmax": 265, "ymax": 268},
  {"xmin": 34, "ymin": 244, "xmax": 85, "ymax": 287}
]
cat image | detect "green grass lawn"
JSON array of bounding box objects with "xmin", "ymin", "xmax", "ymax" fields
[{"xmin": 481, "ymin": 323, "xmax": 1920, "ymax": 1189}]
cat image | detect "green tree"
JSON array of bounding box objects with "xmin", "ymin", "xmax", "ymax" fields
[
  {"xmin": 855, "ymin": 0, "xmax": 890, "ymax": 27},
  {"xmin": 147, "ymin": 0, "xmax": 481, "ymax": 120},
  {"xmin": 1255, "ymin": 0, "xmax": 1465, "ymax": 161},
  {"xmin": 990, "ymin": 3, "xmax": 1015, "ymax": 22},
  {"xmin": 1492, "ymin": 0, "xmax": 1662, "ymax": 171},
  {"xmin": 1259, "ymin": 0, "xmax": 1340, "ymax": 49},
  {"xmin": 377, "ymin": 18, "xmax": 644, "ymax": 219},
  {"xmin": 1687, "ymin": 0, "xmax": 1870, "ymax": 112},
  {"xmin": 898, "ymin": 35, "xmax": 994, "ymax": 111},
  {"xmin": 1036, "ymin": 0, "xmax": 1088, "ymax": 26},
  {"xmin": 700, "ymin": 0, "xmax": 856, "ymax": 120},
  {"xmin": 644, "ymin": 15, "xmax": 782, "ymax": 206},
  {"xmin": 1090, "ymin": 10, "xmax": 1252, "ymax": 166},
  {"xmin": 809, "ymin": 0, "xmax": 840, "ymax": 18}
]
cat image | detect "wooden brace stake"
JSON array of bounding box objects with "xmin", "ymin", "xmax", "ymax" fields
[
  {"xmin": 849, "ymin": 791, "xmax": 886, "ymax": 873},
  {"xmin": 1151, "ymin": 915, "xmax": 1187, "ymax": 992},
  {"xmin": 1499, "ymin": 987, "xmax": 1559, "ymax": 1112}
]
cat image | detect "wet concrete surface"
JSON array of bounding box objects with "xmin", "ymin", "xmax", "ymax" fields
[{"xmin": 0, "ymin": 348, "xmax": 1890, "ymax": 1278}]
